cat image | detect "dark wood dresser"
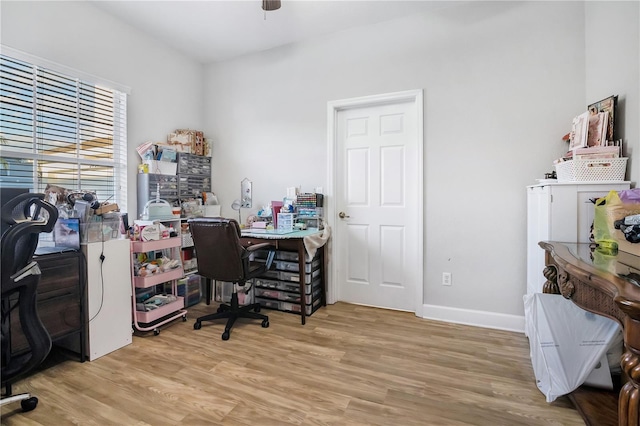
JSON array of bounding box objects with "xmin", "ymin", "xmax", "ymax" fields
[
  {"xmin": 9, "ymin": 250, "xmax": 86, "ymax": 361},
  {"xmin": 540, "ymin": 241, "xmax": 640, "ymax": 426}
]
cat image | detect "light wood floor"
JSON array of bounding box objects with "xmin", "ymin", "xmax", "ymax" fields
[{"xmin": 1, "ymin": 302, "xmax": 584, "ymax": 425}]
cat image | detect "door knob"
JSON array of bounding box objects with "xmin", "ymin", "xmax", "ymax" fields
[{"xmin": 338, "ymin": 211, "xmax": 350, "ymax": 219}]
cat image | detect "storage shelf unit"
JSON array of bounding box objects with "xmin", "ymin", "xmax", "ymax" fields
[
  {"xmin": 132, "ymin": 267, "xmax": 184, "ymax": 288},
  {"xmin": 130, "ymin": 218, "xmax": 187, "ymax": 335},
  {"xmin": 177, "ymin": 218, "xmax": 204, "ymax": 307},
  {"xmin": 175, "ymin": 274, "xmax": 203, "ymax": 308},
  {"xmin": 177, "ymin": 152, "xmax": 211, "ymax": 201},
  {"xmin": 295, "ymin": 193, "xmax": 324, "ymax": 230},
  {"xmin": 252, "ymin": 249, "xmax": 324, "ymax": 317}
]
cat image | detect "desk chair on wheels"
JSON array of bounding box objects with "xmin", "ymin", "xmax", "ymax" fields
[
  {"xmin": 1, "ymin": 193, "xmax": 57, "ymax": 412},
  {"xmin": 188, "ymin": 217, "xmax": 275, "ymax": 341}
]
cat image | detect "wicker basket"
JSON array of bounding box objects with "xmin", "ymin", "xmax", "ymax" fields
[{"xmin": 555, "ymin": 158, "xmax": 627, "ymax": 182}]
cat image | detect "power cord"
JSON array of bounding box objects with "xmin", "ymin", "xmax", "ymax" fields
[{"xmin": 88, "ymin": 215, "xmax": 106, "ymax": 323}]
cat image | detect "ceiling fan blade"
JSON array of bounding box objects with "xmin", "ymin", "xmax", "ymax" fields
[{"xmin": 262, "ymin": 0, "xmax": 281, "ymax": 11}]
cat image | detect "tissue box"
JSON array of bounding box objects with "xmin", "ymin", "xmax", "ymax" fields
[
  {"xmin": 143, "ymin": 160, "xmax": 177, "ymax": 176},
  {"xmin": 134, "ymin": 221, "xmax": 160, "ymax": 241}
]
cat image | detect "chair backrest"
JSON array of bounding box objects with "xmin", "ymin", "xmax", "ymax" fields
[
  {"xmin": 1, "ymin": 194, "xmax": 58, "ymax": 289},
  {"xmin": 1, "ymin": 194, "xmax": 57, "ymax": 386},
  {"xmin": 1, "ymin": 192, "xmax": 44, "ymax": 237},
  {"xmin": 188, "ymin": 217, "xmax": 247, "ymax": 283}
]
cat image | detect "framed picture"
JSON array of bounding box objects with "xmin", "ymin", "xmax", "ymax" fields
[
  {"xmin": 586, "ymin": 111, "xmax": 609, "ymax": 147},
  {"xmin": 570, "ymin": 111, "xmax": 589, "ymax": 150},
  {"xmin": 588, "ymin": 95, "xmax": 617, "ymax": 142}
]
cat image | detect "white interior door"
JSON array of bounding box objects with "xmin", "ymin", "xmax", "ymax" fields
[{"xmin": 328, "ymin": 90, "xmax": 423, "ymax": 313}]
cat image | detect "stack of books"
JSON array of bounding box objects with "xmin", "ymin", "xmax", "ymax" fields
[{"xmin": 573, "ymin": 145, "xmax": 621, "ymax": 160}]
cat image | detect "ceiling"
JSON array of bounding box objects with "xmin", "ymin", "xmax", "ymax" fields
[{"xmin": 88, "ymin": 1, "xmax": 458, "ymax": 64}]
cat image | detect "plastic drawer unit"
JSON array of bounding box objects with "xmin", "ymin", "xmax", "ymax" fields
[{"xmin": 252, "ymin": 248, "xmax": 324, "ymax": 317}]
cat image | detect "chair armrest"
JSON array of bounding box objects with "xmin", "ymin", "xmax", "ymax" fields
[
  {"xmin": 10, "ymin": 261, "xmax": 41, "ymax": 283},
  {"xmin": 243, "ymin": 242, "xmax": 276, "ymax": 270},
  {"xmin": 245, "ymin": 242, "xmax": 274, "ymax": 253}
]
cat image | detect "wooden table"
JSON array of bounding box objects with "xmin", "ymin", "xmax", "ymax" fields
[
  {"xmin": 540, "ymin": 241, "xmax": 640, "ymax": 426},
  {"xmin": 204, "ymin": 229, "xmax": 327, "ymax": 325}
]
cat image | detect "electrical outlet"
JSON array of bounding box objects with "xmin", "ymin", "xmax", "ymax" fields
[{"xmin": 442, "ymin": 272, "xmax": 452, "ymax": 286}]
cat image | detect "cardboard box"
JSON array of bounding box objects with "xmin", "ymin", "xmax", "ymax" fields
[
  {"xmin": 95, "ymin": 203, "xmax": 119, "ymax": 215},
  {"xmin": 165, "ymin": 132, "xmax": 192, "ymax": 153},
  {"xmin": 168, "ymin": 130, "xmax": 204, "ymax": 155}
]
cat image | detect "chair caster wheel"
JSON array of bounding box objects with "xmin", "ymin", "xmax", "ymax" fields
[
  {"xmin": 261, "ymin": 319, "xmax": 269, "ymax": 328},
  {"xmin": 254, "ymin": 305, "xmax": 261, "ymax": 313},
  {"xmin": 153, "ymin": 329, "xmax": 160, "ymax": 336},
  {"xmin": 194, "ymin": 322, "xmax": 202, "ymax": 330},
  {"xmin": 21, "ymin": 396, "xmax": 38, "ymax": 412},
  {"xmin": 222, "ymin": 331, "xmax": 230, "ymax": 340},
  {"xmin": 216, "ymin": 306, "xmax": 224, "ymax": 313},
  {"xmin": 182, "ymin": 315, "xmax": 187, "ymax": 322}
]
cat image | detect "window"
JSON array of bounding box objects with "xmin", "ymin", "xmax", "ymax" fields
[{"xmin": 0, "ymin": 52, "xmax": 127, "ymax": 210}]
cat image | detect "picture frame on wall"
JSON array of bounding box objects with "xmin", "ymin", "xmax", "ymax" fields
[{"xmin": 588, "ymin": 95, "xmax": 617, "ymax": 142}]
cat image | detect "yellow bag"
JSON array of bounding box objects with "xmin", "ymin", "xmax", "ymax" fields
[{"xmin": 593, "ymin": 190, "xmax": 640, "ymax": 254}]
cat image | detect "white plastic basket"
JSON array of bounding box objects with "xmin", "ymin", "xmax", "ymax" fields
[
  {"xmin": 181, "ymin": 232, "xmax": 194, "ymax": 247},
  {"xmin": 555, "ymin": 158, "xmax": 627, "ymax": 182}
]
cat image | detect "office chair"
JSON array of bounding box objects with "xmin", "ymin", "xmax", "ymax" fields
[
  {"xmin": 1, "ymin": 193, "xmax": 58, "ymax": 412},
  {"xmin": 188, "ymin": 217, "xmax": 275, "ymax": 340}
]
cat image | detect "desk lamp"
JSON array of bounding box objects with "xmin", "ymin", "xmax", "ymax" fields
[{"xmin": 231, "ymin": 199, "xmax": 242, "ymax": 225}]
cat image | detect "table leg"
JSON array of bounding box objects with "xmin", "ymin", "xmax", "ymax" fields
[{"xmin": 618, "ymin": 319, "xmax": 640, "ymax": 426}]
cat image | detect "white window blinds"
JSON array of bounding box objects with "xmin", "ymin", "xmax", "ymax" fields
[{"xmin": 0, "ymin": 53, "xmax": 127, "ymax": 210}]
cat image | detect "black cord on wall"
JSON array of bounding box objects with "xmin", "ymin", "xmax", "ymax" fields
[{"xmin": 88, "ymin": 215, "xmax": 106, "ymax": 323}]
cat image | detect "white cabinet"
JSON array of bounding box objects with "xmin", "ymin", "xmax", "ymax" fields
[
  {"xmin": 84, "ymin": 239, "xmax": 132, "ymax": 361},
  {"xmin": 526, "ymin": 181, "xmax": 630, "ymax": 295}
]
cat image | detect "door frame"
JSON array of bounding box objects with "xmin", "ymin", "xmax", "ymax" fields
[{"xmin": 326, "ymin": 89, "xmax": 424, "ymax": 317}]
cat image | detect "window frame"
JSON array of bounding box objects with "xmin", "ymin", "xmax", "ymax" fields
[{"xmin": 0, "ymin": 46, "xmax": 129, "ymax": 211}]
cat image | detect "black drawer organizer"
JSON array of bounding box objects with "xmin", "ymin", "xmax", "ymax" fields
[{"xmin": 252, "ymin": 249, "xmax": 323, "ymax": 316}]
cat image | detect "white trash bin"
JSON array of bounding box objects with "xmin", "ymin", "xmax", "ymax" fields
[{"xmin": 523, "ymin": 292, "xmax": 621, "ymax": 402}]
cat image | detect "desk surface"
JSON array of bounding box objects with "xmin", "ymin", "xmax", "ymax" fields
[
  {"xmin": 541, "ymin": 242, "xmax": 640, "ymax": 325},
  {"xmin": 241, "ymin": 228, "xmax": 322, "ymax": 239},
  {"xmin": 562, "ymin": 242, "xmax": 640, "ymax": 285}
]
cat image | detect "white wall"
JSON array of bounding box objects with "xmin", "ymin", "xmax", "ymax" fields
[
  {"xmin": 204, "ymin": 1, "xmax": 603, "ymax": 327},
  {"xmin": 2, "ymin": 1, "xmax": 637, "ymax": 330},
  {"xmin": 585, "ymin": 1, "xmax": 640, "ymax": 183},
  {"xmin": 0, "ymin": 1, "xmax": 204, "ymax": 217}
]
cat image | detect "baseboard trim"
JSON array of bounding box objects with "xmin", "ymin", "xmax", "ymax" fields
[{"xmin": 422, "ymin": 304, "xmax": 525, "ymax": 333}]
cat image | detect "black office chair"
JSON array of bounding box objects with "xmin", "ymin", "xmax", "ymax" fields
[
  {"xmin": 188, "ymin": 217, "xmax": 275, "ymax": 340},
  {"xmin": 1, "ymin": 193, "xmax": 58, "ymax": 412}
]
